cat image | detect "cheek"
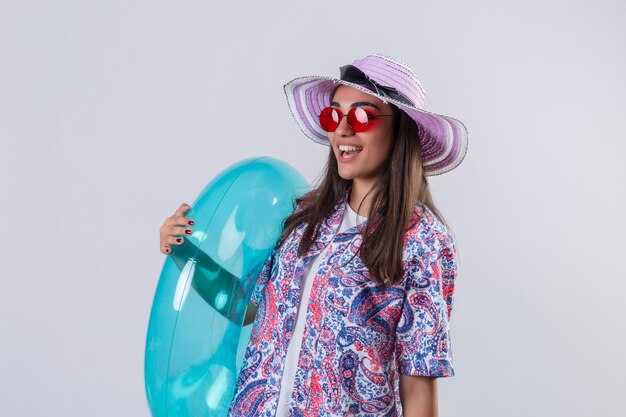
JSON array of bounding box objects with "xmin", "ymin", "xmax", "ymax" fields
[
  {"xmin": 360, "ymin": 142, "xmax": 392, "ymax": 169},
  {"xmin": 363, "ymin": 119, "xmax": 384, "ymax": 131},
  {"xmin": 369, "ymin": 134, "xmax": 394, "ymax": 161}
]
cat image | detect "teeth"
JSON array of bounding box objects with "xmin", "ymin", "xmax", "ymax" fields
[{"xmin": 338, "ymin": 145, "xmax": 363, "ymax": 152}]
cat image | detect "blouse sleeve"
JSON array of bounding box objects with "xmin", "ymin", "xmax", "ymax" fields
[
  {"xmin": 249, "ymin": 193, "xmax": 309, "ymax": 307},
  {"xmin": 250, "ymin": 247, "xmax": 277, "ymax": 307},
  {"xmin": 395, "ymin": 230, "xmax": 458, "ymax": 377}
]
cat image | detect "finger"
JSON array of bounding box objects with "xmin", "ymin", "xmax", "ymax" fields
[
  {"xmin": 162, "ymin": 224, "xmax": 193, "ymax": 238},
  {"xmin": 174, "ymin": 203, "xmax": 191, "ymax": 217},
  {"xmin": 166, "ymin": 207, "xmax": 194, "ymax": 228},
  {"xmin": 165, "ymin": 235, "xmax": 186, "ymax": 245},
  {"xmin": 173, "ymin": 215, "xmax": 195, "ymax": 227},
  {"xmin": 174, "ymin": 225, "xmax": 193, "ymax": 237},
  {"xmin": 163, "ymin": 214, "xmax": 194, "ymax": 229},
  {"xmin": 161, "ymin": 244, "xmax": 171, "ymax": 255}
]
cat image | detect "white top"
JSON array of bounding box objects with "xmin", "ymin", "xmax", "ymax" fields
[{"xmin": 274, "ymin": 202, "xmax": 367, "ymax": 417}]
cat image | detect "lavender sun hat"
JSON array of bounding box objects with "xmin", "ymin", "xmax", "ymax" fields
[{"xmin": 283, "ymin": 53, "xmax": 468, "ymax": 176}]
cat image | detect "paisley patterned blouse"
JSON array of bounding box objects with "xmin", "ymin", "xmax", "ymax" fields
[{"xmin": 228, "ymin": 188, "xmax": 458, "ymax": 417}]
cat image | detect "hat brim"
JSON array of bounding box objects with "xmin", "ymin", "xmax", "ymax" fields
[{"xmin": 284, "ymin": 76, "xmax": 468, "ymax": 176}]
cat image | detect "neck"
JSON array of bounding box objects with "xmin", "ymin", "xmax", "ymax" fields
[{"xmin": 348, "ymin": 177, "xmax": 378, "ymax": 216}]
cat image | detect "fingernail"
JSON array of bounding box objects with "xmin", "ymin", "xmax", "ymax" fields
[
  {"xmin": 165, "ymin": 248, "xmax": 170, "ymax": 253},
  {"xmin": 188, "ymin": 220, "xmax": 194, "ymax": 225},
  {"xmin": 185, "ymin": 230, "xmax": 192, "ymax": 235},
  {"xmin": 176, "ymin": 238, "xmax": 182, "ymax": 243}
]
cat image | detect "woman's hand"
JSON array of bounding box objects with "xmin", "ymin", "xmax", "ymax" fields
[
  {"xmin": 158, "ymin": 202, "xmax": 258, "ymax": 326},
  {"xmin": 159, "ymin": 203, "xmax": 195, "ymax": 254}
]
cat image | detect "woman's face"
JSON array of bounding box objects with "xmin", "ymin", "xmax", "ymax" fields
[{"xmin": 327, "ymin": 85, "xmax": 395, "ymax": 184}]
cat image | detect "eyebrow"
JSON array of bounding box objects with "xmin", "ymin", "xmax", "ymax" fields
[{"xmin": 329, "ymin": 101, "xmax": 381, "ymax": 111}]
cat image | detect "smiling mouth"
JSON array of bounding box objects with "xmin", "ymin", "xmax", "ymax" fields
[
  {"xmin": 338, "ymin": 144, "xmax": 363, "ymax": 151},
  {"xmin": 338, "ymin": 145, "xmax": 363, "ymax": 158},
  {"xmin": 338, "ymin": 148, "xmax": 363, "ymax": 161}
]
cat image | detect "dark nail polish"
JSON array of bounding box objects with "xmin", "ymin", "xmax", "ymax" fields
[
  {"xmin": 185, "ymin": 230, "xmax": 192, "ymax": 235},
  {"xmin": 188, "ymin": 220, "xmax": 195, "ymax": 225},
  {"xmin": 176, "ymin": 238, "xmax": 182, "ymax": 243}
]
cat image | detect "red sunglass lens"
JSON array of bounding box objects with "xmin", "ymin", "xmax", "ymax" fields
[
  {"xmin": 348, "ymin": 107, "xmax": 369, "ymax": 132},
  {"xmin": 319, "ymin": 107, "xmax": 341, "ymax": 132}
]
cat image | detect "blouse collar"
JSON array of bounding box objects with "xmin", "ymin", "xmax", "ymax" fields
[{"xmin": 303, "ymin": 185, "xmax": 429, "ymax": 260}]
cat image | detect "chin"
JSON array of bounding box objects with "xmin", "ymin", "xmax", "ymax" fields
[{"xmin": 337, "ymin": 167, "xmax": 359, "ymax": 181}]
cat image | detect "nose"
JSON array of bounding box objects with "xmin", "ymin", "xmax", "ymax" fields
[{"xmin": 334, "ymin": 113, "xmax": 354, "ymax": 137}]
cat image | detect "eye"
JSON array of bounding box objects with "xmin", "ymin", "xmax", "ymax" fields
[
  {"xmin": 353, "ymin": 107, "xmax": 369, "ymax": 123},
  {"xmin": 363, "ymin": 109, "xmax": 379, "ymax": 119},
  {"xmin": 319, "ymin": 107, "xmax": 343, "ymax": 132}
]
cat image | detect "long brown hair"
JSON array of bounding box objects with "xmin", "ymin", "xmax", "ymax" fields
[{"xmin": 277, "ymin": 102, "xmax": 447, "ymax": 287}]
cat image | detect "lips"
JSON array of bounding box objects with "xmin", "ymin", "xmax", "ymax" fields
[
  {"xmin": 339, "ymin": 149, "xmax": 361, "ymax": 162},
  {"xmin": 335, "ymin": 142, "xmax": 363, "ymax": 162}
]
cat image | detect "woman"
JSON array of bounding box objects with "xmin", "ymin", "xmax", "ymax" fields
[{"xmin": 159, "ymin": 54, "xmax": 468, "ymax": 417}]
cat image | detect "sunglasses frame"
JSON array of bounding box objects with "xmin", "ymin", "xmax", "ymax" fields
[{"xmin": 318, "ymin": 106, "xmax": 394, "ymax": 133}]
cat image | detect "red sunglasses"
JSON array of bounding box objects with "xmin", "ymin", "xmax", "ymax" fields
[{"xmin": 318, "ymin": 106, "xmax": 394, "ymax": 133}]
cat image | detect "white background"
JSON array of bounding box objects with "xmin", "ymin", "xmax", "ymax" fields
[{"xmin": 1, "ymin": 1, "xmax": 625, "ymax": 416}]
